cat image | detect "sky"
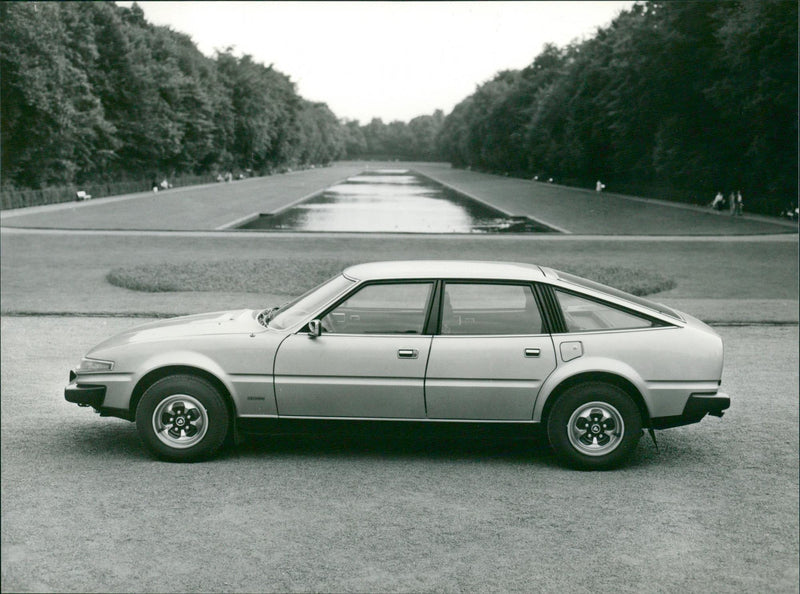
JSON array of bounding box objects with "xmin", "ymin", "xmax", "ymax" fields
[{"xmin": 126, "ymin": 1, "xmax": 635, "ymax": 123}]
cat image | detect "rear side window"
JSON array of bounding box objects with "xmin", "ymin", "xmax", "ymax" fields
[
  {"xmin": 555, "ymin": 290, "xmax": 654, "ymax": 332},
  {"xmin": 442, "ymin": 283, "xmax": 543, "ymax": 335}
]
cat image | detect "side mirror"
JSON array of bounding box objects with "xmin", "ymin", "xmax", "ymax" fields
[{"xmin": 308, "ymin": 319, "xmax": 322, "ymax": 338}]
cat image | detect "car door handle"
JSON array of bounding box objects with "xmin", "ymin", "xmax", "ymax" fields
[
  {"xmin": 397, "ymin": 349, "xmax": 419, "ymax": 359},
  {"xmin": 524, "ymin": 348, "xmax": 541, "ymax": 358}
]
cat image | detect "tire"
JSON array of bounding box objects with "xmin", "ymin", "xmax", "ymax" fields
[
  {"xmin": 546, "ymin": 382, "xmax": 641, "ymax": 470},
  {"xmin": 135, "ymin": 374, "xmax": 229, "ymax": 462}
]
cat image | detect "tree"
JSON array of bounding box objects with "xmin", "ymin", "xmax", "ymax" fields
[
  {"xmin": 1, "ymin": 2, "xmax": 116, "ymax": 187},
  {"xmin": 0, "ymin": 2, "xmax": 349, "ymax": 191},
  {"xmin": 437, "ymin": 0, "xmax": 797, "ymax": 213}
]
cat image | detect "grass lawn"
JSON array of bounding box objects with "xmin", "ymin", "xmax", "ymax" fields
[
  {"xmin": 1, "ymin": 163, "xmax": 797, "ymax": 321},
  {"xmin": 106, "ymin": 257, "xmax": 676, "ymax": 296},
  {"xmin": 1, "ymin": 231, "xmax": 796, "ymax": 320}
]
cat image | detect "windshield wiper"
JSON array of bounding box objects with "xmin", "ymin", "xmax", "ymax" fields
[{"xmin": 257, "ymin": 306, "xmax": 280, "ymax": 327}]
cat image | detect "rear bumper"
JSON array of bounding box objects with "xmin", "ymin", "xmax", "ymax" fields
[{"xmin": 650, "ymin": 392, "xmax": 730, "ymax": 429}]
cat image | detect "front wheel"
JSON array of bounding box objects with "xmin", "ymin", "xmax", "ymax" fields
[
  {"xmin": 546, "ymin": 382, "xmax": 641, "ymax": 470},
  {"xmin": 135, "ymin": 375, "xmax": 229, "ymax": 462}
]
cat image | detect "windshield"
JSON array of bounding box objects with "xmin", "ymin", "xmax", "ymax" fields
[
  {"xmin": 268, "ymin": 274, "xmax": 355, "ymax": 330},
  {"xmin": 553, "ymin": 270, "xmax": 682, "ymax": 321}
]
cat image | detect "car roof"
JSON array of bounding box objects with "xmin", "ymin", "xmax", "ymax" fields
[
  {"xmin": 343, "ymin": 260, "xmax": 547, "ymax": 282},
  {"xmin": 342, "ymin": 261, "xmax": 684, "ymax": 325}
]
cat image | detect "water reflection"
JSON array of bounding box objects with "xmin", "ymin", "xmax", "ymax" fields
[{"xmin": 239, "ymin": 170, "xmax": 556, "ymax": 233}]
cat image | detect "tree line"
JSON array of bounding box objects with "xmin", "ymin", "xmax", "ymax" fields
[
  {"xmin": 437, "ymin": 1, "xmax": 798, "ymax": 215},
  {"xmin": 2, "ymin": 1, "xmax": 796, "ymax": 216},
  {"xmin": 0, "ymin": 1, "xmax": 346, "ymax": 191},
  {"xmin": 342, "ymin": 112, "xmax": 445, "ymax": 161},
  {"xmin": 0, "ymin": 1, "xmax": 444, "ymax": 198}
]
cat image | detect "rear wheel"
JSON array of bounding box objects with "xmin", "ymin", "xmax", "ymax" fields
[
  {"xmin": 135, "ymin": 375, "xmax": 229, "ymax": 462},
  {"xmin": 546, "ymin": 382, "xmax": 641, "ymax": 470}
]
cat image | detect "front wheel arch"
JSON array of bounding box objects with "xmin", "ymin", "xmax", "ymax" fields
[{"xmin": 130, "ymin": 365, "xmax": 237, "ymax": 430}]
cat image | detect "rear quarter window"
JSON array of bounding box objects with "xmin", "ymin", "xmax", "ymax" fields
[
  {"xmin": 555, "ymin": 289, "xmax": 655, "ymax": 332},
  {"xmin": 554, "ymin": 270, "xmax": 682, "ymax": 321}
]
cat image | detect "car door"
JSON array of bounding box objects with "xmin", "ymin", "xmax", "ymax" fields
[
  {"xmin": 273, "ymin": 281, "xmax": 435, "ymax": 418},
  {"xmin": 425, "ymin": 282, "xmax": 557, "ymax": 420}
]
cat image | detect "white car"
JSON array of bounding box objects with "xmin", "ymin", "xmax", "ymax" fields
[{"xmin": 66, "ymin": 261, "xmax": 729, "ymax": 468}]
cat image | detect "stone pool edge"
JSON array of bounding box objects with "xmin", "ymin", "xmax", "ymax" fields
[
  {"xmin": 222, "ymin": 169, "xmax": 570, "ymax": 234},
  {"xmin": 214, "ymin": 176, "xmax": 353, "ymax": 230},
  {"xmin": 411, "ymin": 169, "xmax": 572, "ymax": 235}
]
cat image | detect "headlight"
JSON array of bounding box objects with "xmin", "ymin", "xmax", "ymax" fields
[{"xmin": 78, "ymin": 357, "xmax": 114, "ymax": 373}]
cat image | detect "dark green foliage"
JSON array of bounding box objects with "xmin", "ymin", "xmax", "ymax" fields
[
  {"xmin": 4, "ymin": 1, "xmax": 793, "ymax": 215},
  {"xmin": 344, "ymin": 112, "xmax": 445, "ymax": 161},
  {"xmin": 0, "ymin": 2, "xmax": 117, "ymax": 187},
  {"xmin": 437, "ymin": 1, "xmax": 798, "ymax": 215},
  {"xmin": 0, "ymin": 2, "xmax": 345, "ymax": 194}
]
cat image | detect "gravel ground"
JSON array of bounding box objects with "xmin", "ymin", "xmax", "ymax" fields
[{"xmin": 1, "ymin": 317, "xmax": 797, "ymax": 593}]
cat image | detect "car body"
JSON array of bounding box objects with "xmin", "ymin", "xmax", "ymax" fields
[{"xmin": 65, "ymin": 260, "xmax": 729, "ymax": 468}]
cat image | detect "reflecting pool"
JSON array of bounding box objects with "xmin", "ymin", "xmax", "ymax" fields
[{"xmin": 238, "ymin": 169, "xmax": 557, "ymax": 233}]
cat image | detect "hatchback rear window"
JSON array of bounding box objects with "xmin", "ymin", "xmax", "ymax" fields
[{"xmin": 553, "ymin": 270, "xmax": 682, "ymax": 321}]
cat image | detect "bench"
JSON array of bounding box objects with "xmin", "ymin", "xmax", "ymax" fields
[{"xmin": 75, "ymin": 190, "xmax": 91, "ymax": 201}]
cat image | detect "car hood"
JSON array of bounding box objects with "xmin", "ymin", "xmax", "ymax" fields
[{"xmin": 89, "ymin": 309, "xmax": 267, "ymax": 352}]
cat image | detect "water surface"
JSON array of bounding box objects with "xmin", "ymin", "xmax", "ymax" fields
[{"xmin": 239, "ymin": 169, "xmax": 556, "ymax": 233}]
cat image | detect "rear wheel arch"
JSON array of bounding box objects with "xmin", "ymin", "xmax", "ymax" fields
[{"xmin": 540, "ymin": 371, "xmax": 650, "ymax": 428}]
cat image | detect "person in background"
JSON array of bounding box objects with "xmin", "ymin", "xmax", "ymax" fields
[
  {"xmin": 780, "ymin": 202, "xmax": 798, "ymax": 221},
  {"xmin": 595, "ymin": 180, "xmax": 606, "ymax": 192},
  {"xmin": 729, "ymin": 191, "xmax": 736, "ymax": 215},
  {"xmin": 735, "ymin": 190, "xmax": 744, "ymax": 216}
]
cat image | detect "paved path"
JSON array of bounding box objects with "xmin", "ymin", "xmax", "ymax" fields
[
  {"xmin": 0, "ymin": 164, "xmax": 368, "ymax": 231},
  {"xmin": 414, "ymin": 164, "xmax": 797, "ymax": 235},
  {"xmin": 2, "ymin": 162, "xmax": 795, "ymax": 235}
]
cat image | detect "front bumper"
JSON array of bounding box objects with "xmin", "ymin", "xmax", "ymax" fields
[
  {"xmin": 650, "ymin": 392, "xmax": 730, "ymax": 429},
  {"xmin": 64, "ymin": 369, "xmax": 135, "ymax": 420},
  {"xmin": 65, "ymin": 382, "xmax": 106, "ymax": 409},
  {"xmin": 65, "ymin": 368, "xmax": 106, "ymax": 409}
]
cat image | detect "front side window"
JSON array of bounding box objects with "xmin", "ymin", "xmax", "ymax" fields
[
  {"xmin": 321, "ymin": 282, "xmax": 433, "ymax": 334},
  {"xmin": 441, "ymin": 283, "xmax": 543, "ymax": 335},
  {"xmin": 269, "ymin": 275, "xmax": 355, "ymax": 330},
  {"xmin": 555, "ymin": 289, "xmax": 654, "ymax": 332}
]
